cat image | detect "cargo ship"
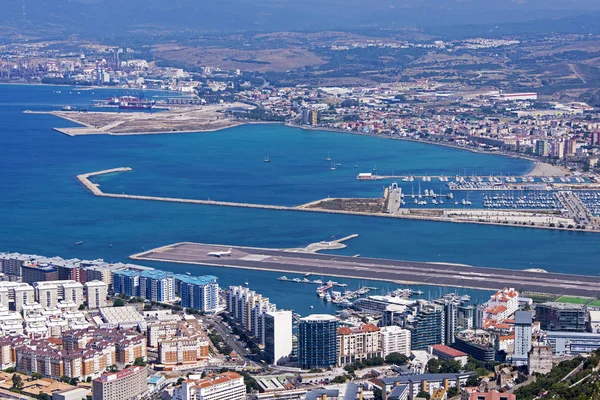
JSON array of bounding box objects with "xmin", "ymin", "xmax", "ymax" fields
[{"xmin": 92, "ymin": 95, "xmax": 155, "ymax": 110}]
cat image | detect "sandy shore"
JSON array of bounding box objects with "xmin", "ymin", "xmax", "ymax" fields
[{"xmin": 525, "ymin": 161, "xmax": 571, "ymax": 177}]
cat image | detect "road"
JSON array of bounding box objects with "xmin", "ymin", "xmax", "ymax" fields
[
  {"xmin": 133, "ymin": 242, "xmax": 600, "ymax": 297},
  {"xmin": 204, "ymin": 314, "xmax": 256, "ymax": 366}
]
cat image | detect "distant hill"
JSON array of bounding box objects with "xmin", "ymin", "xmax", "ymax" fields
[{"xmin": 3, "ymin": 0, "xmax": 600, "ymax": 41}]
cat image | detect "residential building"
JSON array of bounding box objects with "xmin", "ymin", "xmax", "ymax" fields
[
  {"xmin": 112, "ymin": 270, "xmax": 140, "ymax": 297},
  {"xmin": 21, "ymin": 264, "xmax": 58, "ymax": 284},
  {"xmin": 226, "ymin": 286, "xmax": 275, "ymax": 342},
  {"xmin": 407, "ymin": 302, "xmax": 443, "ymax": 350},
  {"xmin": 159, "ymin": 335, "xmax": 210, "ymax": 366},
  {"xmin": 139, "ymin": 270, "xmax": 175, "ymax": 302},
  {"xmin": 177, "ymin": 275, "xmax": 219, "ymax": 312},
  {"xmin": 84, "ymin": 266, "xmax": 112, "ymax": 288},
  {"xmin": 536, "ymin": 302, "xmax": 586, "ymax": 332},
  {"xmin": 84, "ymin": 280, "xmax": 108, "ymax": 309},
  {"xmin": 92, "ymin": 366, "xmax": 148, "ymax": 400},
  {"xmin": 380, "ymin": 326, "xmax": 411, "ymax": 358},
  {"xmin": 264, "ymin": 310, "xmax": 293, "ymax": 365},
  {"xmin": 298, "ymin": 314, "xmax": 338, "ymax": 369},
  {"xmin": 512, "ymin": 311, "xmax": 532, "ymax": 366},
  {"xmin": 175, "ymin": 372, "xmax": 246, "ymax": 400},
  {"xmin": 337, "ymin": 324, "xmax": 382, "ymax": 366},
  {"xmin": 483, "ymin": 288, "xmax": 519, "ymax": 324}
]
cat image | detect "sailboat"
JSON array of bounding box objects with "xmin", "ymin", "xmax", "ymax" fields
[
  {"xmin": 330, "ymin": 161, "xmax": 337, "ymax": 171},
  {"xmin": 325, "ymin": 153, "xmax": 332, "ymax": 161},
  {"xmin": 264, "ymin": 154, "xmax": 271, "ymax": 163}
]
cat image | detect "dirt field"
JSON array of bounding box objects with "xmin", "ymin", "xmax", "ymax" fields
[{"xmin": 47, "ymin": 103, "xmax": 254, "ymax": 135}]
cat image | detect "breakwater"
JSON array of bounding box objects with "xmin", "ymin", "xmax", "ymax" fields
[{"xmin": 76, "ymin": 168, "xmax": 599, "ymax": 233}]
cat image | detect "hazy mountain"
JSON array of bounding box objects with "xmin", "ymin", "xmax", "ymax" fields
[{"xmin": 4, "ymin": 0, "xmax": 600, "ymax": 40}]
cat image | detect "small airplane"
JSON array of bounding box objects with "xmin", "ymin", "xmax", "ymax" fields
[{"xmin": 207, "ymin": 248, "xmax": 232, "ymax": 258}]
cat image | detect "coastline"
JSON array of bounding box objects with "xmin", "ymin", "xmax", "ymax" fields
[
  {"xmin": 38, "ymin": 105, "xmax": 559, "ymax": 178},
  {"xmin": 285, "ymin": 122, "xmax": 545, "ymax": 176},
  {"xmin": 77, "ymin": 167, "xmax": 599, "ymax": 234}
]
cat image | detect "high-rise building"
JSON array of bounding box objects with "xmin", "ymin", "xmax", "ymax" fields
[
  {"xmin": 227, "ymin": 286, "xmax": 274, "ymax": 340},
  {"xmin": 298, "ymin": 314, "xmax": 338, "ymax": 369},
  {"xmin": 512, "ymin": 311, "xmax": 532, "ymax": 366},
  {"xmin": 112, "ymin": 270, "xmax": 140, "ymax": 297},
  {"xmin": 310, "ymin": 109, "xmax": 318, "ymax": 125},
  {"xmin": 176, "ymin": 275, "xmax": 219, "ymax": 312},
  {"xmin": 337, "ymin": 324, "xmax": 382, "ymax": 366},
  {"xmin": 591, "ymin": 131, "xmax": 600, "ymax": 146},
  {"xmin": 92, "ymin": 366, "xmax": 148, "ymax": 400},
  {"xmin": 535, "ymin": 140, "xmax": 549, "ymax": 156},
  {"xmin": 536, "ymin": 302, "xmax": 586, "ymax": 332},
  {"xmin": 380, "ymin": 326, "xmax": 411, "ymax": 358},
  {"xmin": 407, "ymin": 302, "xmax": 443, "ymax": 350},
  {"xmin": 264, "ymin": 310, "xmax": 293, "ymax": 365},
  {"xmin": 21, "ymin": 264, "xmax": 58, "ymax": 284},
  {"xmin": 139, "ymin": 270, "xmax": 175, "ymax": 302},
  {"xmin": 84, "ymin": 266, "xmax": 112, "ymax": 288},
  {"xmin": 84, "ymin": 280, "xmax": 108, "ymax": 309}
]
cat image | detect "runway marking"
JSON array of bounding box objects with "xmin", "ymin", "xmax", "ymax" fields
[{"xmin": 240, "ymin": 255, "xmax": 270, "ymax": 262}]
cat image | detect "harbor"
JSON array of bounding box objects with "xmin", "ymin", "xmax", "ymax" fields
[
  {"xmin": 77, "ymin": 167, "xmax": 600, "ymax": 232},
  {"xmin": 131, "ymin": 242, "xmax": 600, "ymax": 297}
]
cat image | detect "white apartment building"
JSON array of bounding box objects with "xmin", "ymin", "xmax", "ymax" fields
[
  {"xmin": 176, "ymin": 372, "xmax": 246, "ymax": 400},
  {"xmin": 380, "ymin": 325, "xmax": 412, "ymax": 357},
  {"xmin": 84, "ymin": 280, "xmax": 108, "ymax": 309},
  {"xmin": 264, "ymin": 311, "xmax": 293, "ymax": 365},
  {"xmin": 34, "ymin": 281, "xmax": 84, "ymax": 310},
  {"xmin": 484, "ymin": 288, "xmax": 519, "ymax": 323}
]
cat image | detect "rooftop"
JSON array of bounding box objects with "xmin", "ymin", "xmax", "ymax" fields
[
  {"xmin": 301, "ymin": 314, "xmax": 338, "ymax": 322},
  {"xmin": 174, "ymin": 274, "xmax": 218, "ymax": 285}
]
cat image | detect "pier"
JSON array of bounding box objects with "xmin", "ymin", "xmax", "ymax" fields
[{"xmin": 131, "ymin": 242, "xmax": 600, "ymax": 297}]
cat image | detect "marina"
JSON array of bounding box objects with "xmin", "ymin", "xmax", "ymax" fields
[{"xmin": 131, "ymin": 242, "xmax": 600, "ymax": 297}]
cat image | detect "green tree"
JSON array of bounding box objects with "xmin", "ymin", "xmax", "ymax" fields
[
  {"xmin": 37, "ymin": 393, "xmax": 51, "ymax": 400},
  {"xmin": 466, "ymin": 375, "xmax": 479, "ymax": 387},
  {"xmin": 373, "ymin": 388, "xmax": 382, "ymax": 400},
  {"xmin": 176, "ymin": 377, "xmax": 185, "ymax": 386},
  {"xmin": 113, "ymin": 298, "xmax": 125, "ymax": 307},
  {"xmin": 331, "ymin": 375, "xmax": 348, "ymax": 384},
  {"xmin": 385, "ymin": 352, "xmax": 409, "ymax": 365},
  {"xmin": 427, "ymin": 358, "xmax": 440, "ymax": 373},
  {"xmin": 447, "ymin": 387, "xmax": 458, "ymax": 397},
  {"xmin": 31, "ymin": 372, "xmax": 42, "ymax": 380},
  {"xmin": 133, "ymin": 357, "xmax": 146, "ymax": 366},
  {"xmin": 416, "ymin": 391, "xmax": 430, "ymax": 400},
  {"xmin": 11, "ymin": 373, "xmax": 23, "ymax": 390}
]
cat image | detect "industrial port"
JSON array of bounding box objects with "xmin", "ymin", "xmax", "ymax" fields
[{"xmin": 130, "ymin": 242, "xmax": 600, "ymax": 297}]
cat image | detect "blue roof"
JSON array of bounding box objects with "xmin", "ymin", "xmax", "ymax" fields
[
  {"xmin": 174, "ymin": 274, "xmax": 218, "ymax": 285},
  {"xmin": 148, "ymin": 376, "xmax": 164, "ymax": 384},
  {"xmin": 388, "ymin": 385, "xmax": 408, "ymax": 399},
  {"xmin": 113, "ymin": 269, "xmax": 140, "ymax": 277},
  {"xmin": 140, "ymin": 270, "xmax": 172, "ymax": 279},
  {"xmin": 305, "ymin": 389, "xmax": 339, "ymax": 400}
]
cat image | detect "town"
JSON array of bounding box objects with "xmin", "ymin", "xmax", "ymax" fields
[{"xmin": 0, "ymin": 250, "xmax": 598, "ymax": 400}]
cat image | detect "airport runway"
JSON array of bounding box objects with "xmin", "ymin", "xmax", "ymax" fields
[{"xmin": 131, "ymin": 242, "xmax": 600, "ymax": 296}]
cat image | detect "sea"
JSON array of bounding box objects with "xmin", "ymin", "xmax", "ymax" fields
[{"xmin": 1, "ymin": 84, "xmax": 599, "ymax": 315}]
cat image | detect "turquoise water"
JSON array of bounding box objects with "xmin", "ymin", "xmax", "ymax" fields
[{"xmin": 1, "ymin": 84, "xmax": 599, "ymax": 314}]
